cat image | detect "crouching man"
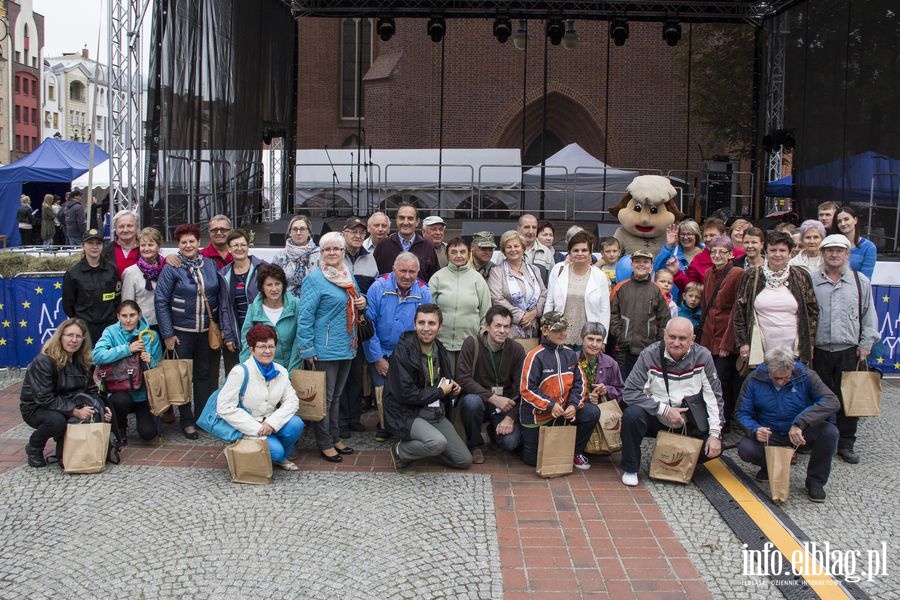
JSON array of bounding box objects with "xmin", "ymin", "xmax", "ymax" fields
[
  {"xmin": 383, "ymin": 304, "xmax": 472, "ymax": 476},
  {"xmin": 736, "ymin": 346, "xmax": 839, "ymax": 503},
  {"xmin": 620, "ymin": 317, "xmax": 723, "ymax": 486}
]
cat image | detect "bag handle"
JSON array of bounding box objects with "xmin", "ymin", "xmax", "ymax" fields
[
  {"xmin": 163, "ymin": 348, "xmax": 180, "ymax": 360},
  {"xmin": 197, "ymin": 275, "xmax": 216, "ymax": 326}
]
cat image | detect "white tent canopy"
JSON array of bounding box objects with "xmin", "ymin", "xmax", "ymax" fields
[
  {"xmin": 522, "ymin": 143, "xmax": 638, "ymax": 219},
  {"xmin": 72, "ymin": 151, "xmax": 142, "ymax": 189}
]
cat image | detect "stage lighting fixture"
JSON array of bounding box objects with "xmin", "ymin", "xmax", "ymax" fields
[
  {"xmin": 562, "ymin": 19, "xmax": 579, "ymax": 49},
  {"xmin": 662, "ymin": 19, "xmax": 681, "ymax": 46},
  {"xmin": 428, "ymin": 16, "xmax": 446, "ymax": 43},
  {"xmin": 377, "ymin": 17, "xmax": 395, "ymax": 42},
  {"xmin": 546, "ymin": 17, "xmax": 564, "ymax": 45},
  {"xmin": 513, "ymin": 19, "xmax": 528, "ymax": 50},
  {"xmin": 493, "ymin": 17, "xmax": 511, "ymax": 43},
  {"xmin": 610, "ymin": 18, "xmax": 629, "ymax": 46}
]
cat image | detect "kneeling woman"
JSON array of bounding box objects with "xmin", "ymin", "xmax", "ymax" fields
[
  {"xmin": 217, "ymin": 324, "xmax": 304, "ymax": 470},
  {"xmin": 93, "ymin": 300, "xmax": 163, "ymax": 444},
  {"xmin": 20, "ymin": 318, "xmax": 111, "ymax": 467}
]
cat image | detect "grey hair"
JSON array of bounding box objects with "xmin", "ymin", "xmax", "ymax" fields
[
  {"xmin": 113, "ymin": 209, "xmax": 138, "ymax": 227},
  {"xmin": 580, "ymin": 322, "xmax": 607, "ymax": 340},
  {"xmin": 764, "ymin": 346, "xmax": 796, "ymax": 374},
  {"xmin": 209, "ymin": 214, "xmax": 232, "ymax": 227},
  {"xmin": 565, "ymin": 225, "xmax": 585, "ymax": 244},
  {"xmin": 367, "ymin": 211, "xmax": 389, "ymax": 225},
  {"xmin": 318, "ymin": 231, "xmax": 346, "ymax": 249},
  {"xmin": 394, "ymin": 251, "xmax": 420, "ymax": 268},
  {"xmin": 798, "ymin": 219, "xmax": 826, "ymax": 240}
]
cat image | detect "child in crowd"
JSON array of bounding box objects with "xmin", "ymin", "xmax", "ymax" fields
[
  {"xmin": 599, "ymin": 237, "xmax": 629, "ymax": 286},
  {"xmin": 654, "ymin": 270, "xmax": 678, "ymax": 318},
  {"xmin": 677, "ymin": 281, "xmax": 703, "ymax": 334}
]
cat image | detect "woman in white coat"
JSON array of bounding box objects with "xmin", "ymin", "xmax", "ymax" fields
[{"xmin": 544, "ymin": 230, "xmax": 610, "ymax": 349}]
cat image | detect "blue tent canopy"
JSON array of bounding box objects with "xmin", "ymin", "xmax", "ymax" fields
[
  {"xmin": 0, "ymin": 138, "xmax": 109, "ymax": 246},
  {"xmin": 765, "ymin": 175, "xmax": 793, "ymax": 197},
  {"xmin": 798, "ymin": 151, "xmax": 900, "ymax": 205}
]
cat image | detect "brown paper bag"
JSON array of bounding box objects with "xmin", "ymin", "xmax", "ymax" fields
[
  {"xmin": 585, "ymin": 397, "xmax": 623, "ymax": 455},
  {"xmin": 536, "ymin": 423, "xmax": 576, "ymax": 478},
  {"xmin": 62, "ymin": 422, "xmax": 111, "ymax": 474},
  {"xmin": 764, "ymin": 445, "xmax": 794, "ymax": 504},
  {"xmin": 291, "ymin": 368, "xmax": 327, "ymax": 422},
  {"xmin": 374, "ymin": 386, "xmax": 385, "ymax": 429},
  {"xmin": 748, "ymin": 322, "xmax": 766, "ymax": 367},
  {"xmin": 153, "ymin": 351, "xmax": 193, "ymax": 409},
  {"xmin": 224, "ymin": 437, "xmax": 272, "ymax": 485},
  {"xmin": 144, "ymin": 365, "xmax": 171, "ymax": 416},
  {"xmin": 841, "ymin": 368, "xmax": 881, "ymax": 417},
  {"xmin": 649, "ymin": 429, "xmax": 703, "ymax": 484},
  {"xmin": 514, "ymin": 338, "xmax": 540, "ymax": 353}
]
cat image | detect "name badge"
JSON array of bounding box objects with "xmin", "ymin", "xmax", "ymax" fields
[
  {"xmin": 102, "ymin": 292, "xmax": 116, "ymax": 302},
  {"xmin": 491, "ymin": 386, "xmax": 504, "ymax": 396}
]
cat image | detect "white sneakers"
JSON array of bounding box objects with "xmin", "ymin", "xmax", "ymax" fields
[{"xmin": 621, "ymin": 471, "xmax": 639, "ymax": 486}]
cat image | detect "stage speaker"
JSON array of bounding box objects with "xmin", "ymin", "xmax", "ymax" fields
[{"xmin": 704, "ymin": 161, "xmax": 734, "ymax": 215}]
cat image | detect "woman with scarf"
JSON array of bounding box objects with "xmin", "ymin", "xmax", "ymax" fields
[
  {"xmin": 154, "ymin": 223, "xmax": 223, "ymax": 439},
  {"xmin": 239, "ymin": 263, "xmax": 300, "ymax": 371},
  {"xmin": 121, "ymin": 227, "xmax": 165, "ymax": 333},
  {"xmin": 488, "ymin": 230, "xmax": 547, "ymax": 340},
  {"xmin": 273, "ymin": 214, "xmax": 320, "ymax": 297},
  {"xmin": 220, "ymin": 229, "xmax": 266, "ymax": 372},
  {"xmin": 578, "ymin": 322, "xmax": 624, "ymax": 407},
  {"xmin": 733, "ymin": 231, "xmax": 818, "ymax": 368},
  {"xmin": 296, "ymin": 232, "xmax": 366, "ymax": 462},
  {"xmin": 217, "ymin": 324, "xmax": 304, "ymax": 471}
]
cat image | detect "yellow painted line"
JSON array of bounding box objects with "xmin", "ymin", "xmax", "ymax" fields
[{"xmin": 705, "ymin": 459, "xmax": 852, "ymax": 599}]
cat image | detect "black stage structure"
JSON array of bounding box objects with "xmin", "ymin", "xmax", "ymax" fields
[{"xmin": 143, "ymin": 0, "xmax": 900, "ymax": 249}]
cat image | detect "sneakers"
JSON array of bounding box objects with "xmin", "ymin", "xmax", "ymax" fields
[
  {"xmin": 806, "ymin": 483, "xmax": 826, "ymax": 503},
  {"xmin": 621, "ymin": 471, "xmax": 639, "ymax": 486},
  {"xmin": 471, "ymin": 448, "xmax": 485, "ymax": 464},
  {"xmin": 755, "ymin": 467, "xmax": 768, "ymax": 482},
  {"xmin": 374, "ymin": 428, "xmax": 391, "ymax": 443},
  {"xmin": 390, "ymin": 442, "xmax": 416, "ymax": 476},
  {"xmin": 573, "ymin": 453, "xmax": 591, "ymax": 470},
  {"xmin": 837, "ymin": 448, "xmax": 860, "ymax": 464},
  {"xmin": 25, "ymin": 443, "xmax": 47, "ymax": 468}
]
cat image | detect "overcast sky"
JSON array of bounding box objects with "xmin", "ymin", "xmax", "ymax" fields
[{"xmin": 34, "ymin": 0, "xmax": 151, "ymax": 63}]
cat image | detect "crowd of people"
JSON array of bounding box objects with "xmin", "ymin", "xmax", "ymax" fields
[{"xmin": 20, "ymin": 201, "xmax": 882, "ymax": 502}]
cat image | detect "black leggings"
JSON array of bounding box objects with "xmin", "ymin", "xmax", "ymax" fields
[
  {"xmin": 22, "ymin": 408, "xmax": 67, "ymax": 455},
  {"xmin": 107, "ymin": 392, "xmax": 158, "ymax": 441}
]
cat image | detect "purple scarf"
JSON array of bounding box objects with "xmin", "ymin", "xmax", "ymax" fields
[{"xmin": 137, "ymin": 255, "xmax": 165, "ymax": 291}]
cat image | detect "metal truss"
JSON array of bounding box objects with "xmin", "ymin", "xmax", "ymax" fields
[
  {"xmin": 108, "ymin": 0, "xmax": 149, "ymax": 212},
  {"xmin": 267, "ymin": 137, "xmax": 284, "ymax": 221},
  {"xmin": 764, "ymin": 10, "xmax": 786, "ymax": 184},
  {"xmin": 287, "ymin": 0, "xmax": 805, "ymax": 24}
]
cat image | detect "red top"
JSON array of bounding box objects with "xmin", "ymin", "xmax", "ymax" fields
[
  {"xmin": 113, "ymin": 243, "xmax": 140, "ymax": 277},
  {"xmin": 200, "ymin": 242, "xmax": 233, "ymax": 270}
]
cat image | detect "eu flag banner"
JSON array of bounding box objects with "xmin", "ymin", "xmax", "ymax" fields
[
  {"xmin": 872, "ymin": 285, "xmax": 900, "ymax": 375},
  {"xmin": 0, "ymin": 276, "xmax": 65, "ymax": 368}
]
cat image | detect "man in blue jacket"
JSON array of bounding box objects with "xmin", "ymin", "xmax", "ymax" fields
[
  {"xmin": 736, "ymin": 346, "xmax": 840, "ymax": 503},
  {"xmin": 365, "ymin": 252, "xmax": 433, "ymax": 440}
]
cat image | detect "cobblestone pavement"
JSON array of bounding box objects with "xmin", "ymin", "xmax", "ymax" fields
[{"xmin": 0, "ymin": 467, "xmax": 501, "ymax": 600}]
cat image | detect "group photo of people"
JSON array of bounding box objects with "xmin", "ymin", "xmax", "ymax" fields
[{"xmin": 21, "ymin": 195, "xmax": 881, "ymax": 503}]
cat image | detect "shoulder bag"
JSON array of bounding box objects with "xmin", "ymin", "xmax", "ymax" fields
[
  {"xmin": 197, "ymin": 364, "xmax": 251, "ymax": 442},
  {"xmin": 659, "ymin": 343, "xmax": 709, "ymax": 436},
  {"xmin": 198, "ymin": 276, "xmax": 223, "ymax": 351},
  {"xmin": 96, "ymin": 352, "xmax": 144, "ymax": 392}
]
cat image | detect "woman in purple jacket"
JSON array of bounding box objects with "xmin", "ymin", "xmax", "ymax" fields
[{"xmin": 578, "ymin": 322, "xmax": 625, "ymax": 407}]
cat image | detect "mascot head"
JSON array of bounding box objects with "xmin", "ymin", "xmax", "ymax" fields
[{"xmin": 609, "ymin": 175, "xmax": 683, "ymax": 239}]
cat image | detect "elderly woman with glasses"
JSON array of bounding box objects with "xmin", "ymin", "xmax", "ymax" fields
[
  {"xmin": 217, "ymin": 324, "xmax": 304, "ymax": 471},
  {"xmin": 296, "ymin": 232, "xmax": 366, "ymax": 462},
  {"xmin": 273, "ymin": 215, "xmax": 320, "ymax": 297},
  {"xmin": 220, "ymin": 229, "xmax": 266, "ymax": 372},
  {"xmin": 654, "ymin": 219, "xmax": 703, "ymax": 275}
]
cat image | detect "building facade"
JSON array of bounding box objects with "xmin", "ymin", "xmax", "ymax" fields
[
  {"xmin": 7, "ymin": 0, "xmax": 42, "ymax": 162},
  {"xmin": 45, "ymin": 50, "xmax": 110, "ymax": 150}
]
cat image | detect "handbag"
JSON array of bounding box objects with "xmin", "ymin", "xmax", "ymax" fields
[
  {"xmin": 197, "ymin": 364, "xmax": 250, "ymax": 442},
  {"xmin": 224, "ymin": 437, "xmax": 272, "ymax": 484},
  {"xmin": 198, "ymin": 278, "xmax": 223, "ymax": 351},
  {"xmin": 743, "ymin": 267, "xmax": 765, "ymax": 375},
  {"xmin": 96, "ymin": 353, "xmax": 144, "ymax": 392},
  {"xmin": 357, "ymin": 310, "xmax": 375, "ymax": 342},
  {"xmin": 658, "ymin": 343, "xmax": 710, "ymax": 436},
  {"xmin": 536, "ymin": 418, "xmax": 577, "ymax": 478},
  {"xmin": 291, "ymin": 367, "xmax": 327, "ymax": 422},
  {"xmin": 649, "ymin": 427, "xmax": 703, "ymax": 484}
]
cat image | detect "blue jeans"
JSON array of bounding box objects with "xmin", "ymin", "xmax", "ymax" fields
[
  {"xmin": 267, "ymin": 416, "xmax": 305, "ymax": 463},
  {"xmin": 458, "ymin": 393, "xmax": 521, "ymax": 452}
]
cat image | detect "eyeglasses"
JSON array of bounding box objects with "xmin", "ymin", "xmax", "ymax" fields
[
  {"xmin": 62, "ymin": 333, "xmax": 84, "ymax": 340},
  {"xmin": 229, "ymin": 243, "xmax": 249, "ymax": 250},
  {"xmin": 290, "ymin": 226, "xmax": 308, "ymax": 233},
  {"xmin": 209, "ymin": 227, "xmax": 230, "ymax": 234},
  {"xmin": 254, "ymin": 344, "xmax": 276, "ymax": 351},
  {"xmin": 709, "ymin": 248, "xmax": 731, "ymax": 255}
]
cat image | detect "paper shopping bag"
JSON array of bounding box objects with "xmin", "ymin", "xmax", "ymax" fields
[
  {"xmin": 143, "ymin": 365, "xmax": 170, "ymax": 415},
  {"xmin": 536, "ymin": 422, "xmax": 576, "ymax": 478},
  {"xmin": 62, "ymin": 422, "xmax": 111, "ymax": 474},
  {"xmin": 649, "ymin": 430, "xmax": 703, "ymax": 484},
  {"xmin": 291, "ymin": 368, "xmax": 326, "ymax": 422},
  {"xmin": 156, "ymin": 351, "xmax": 193, "ymax": 408},
  {"xmin": 841, "ymin": 367, "xmax": 881, "ymax": 417},
  {"xmin": 597, "ymin": 399, "xmax": 623, "ymax": 452},
  {"xmin": 514, "ymin": 338, "xmax": 540, "ymax": 353},
  {"xmin": 764, "ymin": 445, "xmax": 794, "ymax": 504},
  {"xmin": 224, "ymin": 438, "xmax": 272, "ymax": 485},
  {"xmin": 374, "ymin": 386, "xmax": 385, "ymax": 429}
]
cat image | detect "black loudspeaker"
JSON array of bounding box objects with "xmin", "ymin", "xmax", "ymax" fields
[{"xmin": 705, "ymin": 161, "xmax": 734, "ymax": 215}]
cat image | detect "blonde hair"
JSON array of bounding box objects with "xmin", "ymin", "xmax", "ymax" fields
[
  {"xmin": 683, "ymin": 281, "xmax": 703, "ymax": 297},
  {"xmin": 499, "ymin": 230, "xmax": 526, "ymax": 253},
  {"xmin": 42, "ymin": 318, "xmax": 92, "ymax": 372},
  {"xmin": 42, "ymin": 194, "xmax": 55, "ymax": 207},
  {"xmin": 139, "ymin": 227, "xmax": 163, "ymax": 246}
]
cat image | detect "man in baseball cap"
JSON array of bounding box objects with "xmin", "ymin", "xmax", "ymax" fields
[
  {"xmin": 471, "ymin": 231, "xmax": 496, "ymax": 280},
  {"xmin": 422, "ymin": 215, "xmax": 447, "ymax": 268}
]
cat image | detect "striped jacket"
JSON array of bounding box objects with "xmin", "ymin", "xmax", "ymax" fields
[
  {"xmin": 519, "ymin": 338, "xmax": 586, "ymax": 427},
  {"xmin": 622, "ymin": 341, "xmax": 723, "ymax": 438}
]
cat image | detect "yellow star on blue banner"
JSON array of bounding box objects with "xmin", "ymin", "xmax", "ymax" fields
[
  {"xmin": 18, "ymin": 320, "xmax": 26, "ymax": 328},
  {"xmin": 0, "ymin": 338, "xmax": 5, "ymax": 346},
  {"xmin": 21, "ymin": 301, "xmax": 30, "ymax": 309},
  {"xmin": 1, "ymin": 320, "xmax": 8, "ymax": 328},
  {"xmin": 34, "ymin": 286, "xmax": 43, "ymax": 295},
  {"xmin": 24, "ymin": 337, "xmax": 33, "ymax": 345},
  {"xmin": 877, "ymin": 357, "xmax": 884, "ymax": 364},
  {"xmin": 54, "ymin": 281, "xmax": 62, "ymax": 289},
  {"xmin": 883, "ymin": 295, "xmax": 890, "ymax": 303},
  {"xmin": 0, "ymin": 303, "xmax": 4, "ymax": 310},
  {"xmin": 895, "ymin": 362, "xmax": 900, "ymax": 370}
]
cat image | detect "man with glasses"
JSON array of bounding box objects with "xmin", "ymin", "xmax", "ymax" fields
[{"xmin": 201, "ymin": 214, "xmax": 234, "ymax": 269}]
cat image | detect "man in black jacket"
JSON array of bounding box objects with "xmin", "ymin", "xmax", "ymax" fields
[{"xmin": 383, "ymin": 304, "xmax": 472, "ymax": 476}]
